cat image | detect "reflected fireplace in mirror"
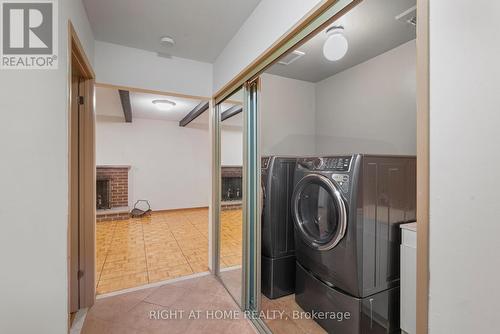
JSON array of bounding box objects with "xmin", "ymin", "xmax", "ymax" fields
[{"xmin": 221, "ymin": 166, "xmax": 242, "ymax": 202}]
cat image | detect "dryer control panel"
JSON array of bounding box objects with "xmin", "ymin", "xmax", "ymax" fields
[
  {"xmin": 298, "ymin": 156, "xmax": 352, "ymax": 172},
  {"xmin": 323, "ymin": 157, "xmax": 351, "ymax": 171}
]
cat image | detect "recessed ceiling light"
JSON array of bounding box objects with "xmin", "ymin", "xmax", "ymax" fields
[
  {"xmin": 160, "ymin": 36, "xmax": 175, "ymax": 47},
  {"xmin": 323, "ymin": 26, "xmax": 348, "ymax": 61},
  {"xmin": 152, "ymin": 99, "xmax": 176, "ymax": 111}
]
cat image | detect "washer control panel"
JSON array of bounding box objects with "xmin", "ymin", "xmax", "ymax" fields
[{"xmin": 332, "ymin": 174, "xmax": 350, "ymax": 193}]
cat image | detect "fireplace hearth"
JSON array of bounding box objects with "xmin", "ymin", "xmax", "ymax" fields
[
  {"xmin": 96, "ymin": 165, "xmax": 131, "ymax": 221},
  {"xmin": 221, "ymin": 166, "xmax": 242, "ymax": 209},
  {"xmin": 96, "ymin": 177, "xmax": 111, "ymax": 209},
  {"xmin": 222, "ymin": 176, "xmax": 242, "ymax": 201}
]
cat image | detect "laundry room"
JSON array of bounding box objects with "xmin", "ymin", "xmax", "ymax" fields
[{"xmin": 258, "ymin": 0, "xmax": 417, "ymax": 333}]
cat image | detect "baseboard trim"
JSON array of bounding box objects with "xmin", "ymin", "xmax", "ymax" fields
[
  {"xmin": 152, "ymin": 206, "xmax": 209, "ymax": 214},
  {"xmin": 96, "ymin": 271, "xmax": 211, "ymax": 299}
]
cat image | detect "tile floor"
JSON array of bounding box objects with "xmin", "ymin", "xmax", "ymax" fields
[
  {"xmin": 261, "ymin": 294, "xmax": 326, "ymax": 334},
  {"xmin": 96, "ymin": 208, "xmax": 242, "ymax": 294},
  {"xmin": 219, "ymin": 267, "xmax": 243, "ymax": 304},
  {"xmin": 92, "ymin": 207, "xmax": 320, "ymax": 334},
  {"xmin": 82, "ymin": 274, "xmax": 256, "ymax": 334}
]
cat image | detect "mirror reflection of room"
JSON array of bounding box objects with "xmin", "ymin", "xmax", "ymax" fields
[
  {"xmin": 218, "ymin": 87, "xmax": 244, "ymax": 305},
  {"xmin": 259, "ymin": 0, "xmax": 417, "ymax": 333}
]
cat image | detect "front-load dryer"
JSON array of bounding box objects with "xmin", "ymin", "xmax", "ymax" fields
[
  {"xmin": 261, "ymin": 156, "xmax": 297, "ymax": 299},
  {"xmin": 292, "ymin": 154, "xmax": 416, "ymax": 333}
]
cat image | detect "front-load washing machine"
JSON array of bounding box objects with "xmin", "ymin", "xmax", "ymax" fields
[
  {"xmin": 292, "ymin": 154, "xmax": 416, "ymax": 333},
  {"xmin": 261, "ymin": 156, "xmax": 297, "ymax": 299}
]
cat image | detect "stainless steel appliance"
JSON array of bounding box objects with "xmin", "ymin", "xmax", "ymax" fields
[
  {"xmin": 261, "ymin": 156, "xmax": 297, "ymax": 299},
  {"xmin": 292, "ymin": 154, "xmax": 416, "ymax": 333}
]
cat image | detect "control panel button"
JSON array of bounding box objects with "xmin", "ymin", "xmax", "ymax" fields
[
  {"xmin": 313, "ymin": 158, "xmax": 324, "ymax": 169},
  {"xmin": 332, "ymin": 174, "xmax": 350, "ymax": 193}
]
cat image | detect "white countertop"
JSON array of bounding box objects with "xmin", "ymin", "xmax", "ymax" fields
[{"xmin": 400, "ymin": 222, "xmax": 417, "ymax": 232}]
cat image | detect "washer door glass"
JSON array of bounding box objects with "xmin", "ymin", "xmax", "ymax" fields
[{"xmin": 293, "ymin": 174, "xmax": 347, "ymax": 250}]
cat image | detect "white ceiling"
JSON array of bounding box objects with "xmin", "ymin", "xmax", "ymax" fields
[
  {"xmin": 83, "ymin": 0, "xmax": 261, "ymax": 63},
  {"xmin": 96, "ymin": 86, "xmax": 204, "ymax": 122},
  {"xmin": 267, "ymin": 0, "xmax": 416, "ymax": 82},
  {"xmin": 96, "ymin": 86, "xmax": 242, "ymax": 127}
]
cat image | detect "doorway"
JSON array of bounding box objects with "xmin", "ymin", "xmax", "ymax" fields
[
  {"xmin": 93, "ymin": 84, "xmax": 212, "ymax": 294},
  {"xmin": 68, "ymin": 22, "xmax": 96, "ymax": 318}
]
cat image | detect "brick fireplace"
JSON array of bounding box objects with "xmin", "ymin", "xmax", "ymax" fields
[{"xmin": 96, "ymin": 165, "xmax": 130, "ymax": 221}]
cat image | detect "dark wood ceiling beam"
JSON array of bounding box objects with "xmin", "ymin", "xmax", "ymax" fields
[
  {"xmin": 118, "ymin": 90, "xmax": 132, "ymax": 123},
  {"xmin": 179, "ymin": 101, "xmax": 209, "ymax": 127},
  {"xmin": 221, "ymin": 105, "xmax": 243, "ymax": 122}
]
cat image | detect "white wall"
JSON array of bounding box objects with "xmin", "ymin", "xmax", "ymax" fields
[
  {"xmin": 428, "ymin": 1, "xmax": 500, "ymax": 333},
  {"xmin": 0, "ymin": 1, "xmax": 94, "ymax": 333},
  {"xmin": 213, "ymin": 0, "xmax": 322, "ymax": 92},
  {"xmin": 95, "ymin": 41, "xmax": 213, "ymax": 97},
  {"xmin": 260, "ymin": 73, "xmax": 316, "ymax": 155},
  {"xmin": 221, "ymin": 126, "xmax": 243, "ymax": 166},
  {"xmin": 259, "ymin": 41, "xmax": 415, "ymax": 157},
  {"xmin": 96, "ymin": 118, "xmax": 210, "ymax": 210},
  {"xmin": 96, "ymin": 117, "xmax": 243, "ymax": 210},
  {"xmin": 315, "ymin": 40, "xmax": 416, "ymax": 155}
]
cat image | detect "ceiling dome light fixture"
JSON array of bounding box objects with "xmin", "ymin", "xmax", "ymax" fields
[
  {"xmin": 323, "ymin": 26, "xmax": 348, "ymax": 61},
  {"xmin": 152, "ymin": 99, "xmax": 176, "ymax": 111}
]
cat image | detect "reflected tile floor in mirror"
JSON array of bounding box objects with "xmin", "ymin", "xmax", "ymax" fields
[
  {"xmin": 220, "ymin": 208, "xmax": 243, "ymax": 267},
  {"xmin": 218, "ymin": 207, "xmax": 243, "ymax": 304}
]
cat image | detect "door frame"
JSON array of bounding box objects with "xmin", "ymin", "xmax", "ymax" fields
[
  {"xmin": 415, "ymin": 0, "xmax": 429, "ymax": 332},
  {"xmin": 68, "ymin": 21, "xmax": 96, "ymax": 313},
  {"xmin": 212, "ymin": 0, "xmax": 430, "ymax": 333}
]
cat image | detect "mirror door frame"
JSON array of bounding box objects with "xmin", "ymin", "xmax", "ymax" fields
[
  {"xmin": 211, "ymin": 87, "xmax": 251, "ymax": 309},
  {"xmin": 211, "ymin": 0, "xmax": 430, "ymax": 332}
]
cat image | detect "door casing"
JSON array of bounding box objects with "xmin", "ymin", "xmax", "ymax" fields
[{"xmin": 68, "ymin": 21, "xmax": 96, "ymax": 317}]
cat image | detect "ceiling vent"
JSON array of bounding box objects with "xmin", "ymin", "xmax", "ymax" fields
[
  {"xmin": 278, "ymin": 50, "xmax": 305, "ymax": 65},
  {"xmin": 395, "ymin": 5, "xmax": 417, "ymax": 27}
]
